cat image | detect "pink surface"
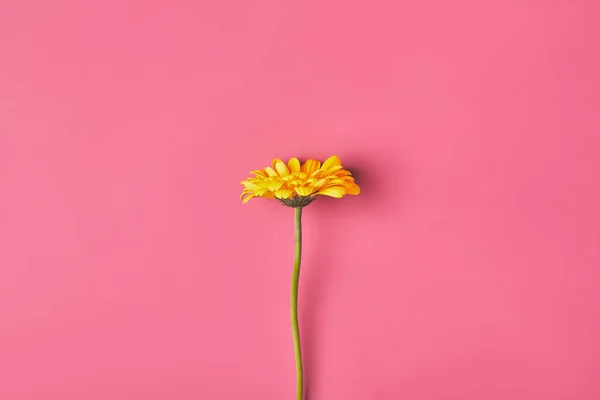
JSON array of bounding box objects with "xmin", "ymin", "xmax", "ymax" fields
[{"xmin": 1, "ymin": 0, "xmax": 599, "ymax": 399}]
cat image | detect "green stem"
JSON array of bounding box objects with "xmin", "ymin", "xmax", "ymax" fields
[{"xmin": 291, "ymin": 207, "xmax": 303, "ymax": 400}]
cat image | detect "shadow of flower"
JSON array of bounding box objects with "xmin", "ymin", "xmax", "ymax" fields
[{"xmin": 299, "ymin": 150, "xmax": 403, "ymax": 397}]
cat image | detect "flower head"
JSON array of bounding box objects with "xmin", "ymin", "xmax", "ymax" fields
[{"xmin": 241, "ymin": 156, "xmax": 360, "ymax": 207}]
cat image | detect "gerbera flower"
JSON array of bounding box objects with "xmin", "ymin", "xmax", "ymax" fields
[
  {"xmin": 240, "ymin": 155, "xmax": 360, "ymax": 207},
  {"xmin": 240, "ymin": 154, "xmax": 360, "ymax": 400}
]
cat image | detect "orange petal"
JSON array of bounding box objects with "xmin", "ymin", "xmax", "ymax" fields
[
  {"xmin": 344, "ymin": 182, "xmax": 360, "ymax": 195},
  {"xmin": 333, "ymin": 169, "xmax": 353, "ymax": 177},
  {"xmin": 309, "ymin": 179, "xmax": 328, "ymax": 191},
  {"xmin": 312, "ymin": 166, "xmax": 343, "ymax": 179},
  {"xmin": 311, "ymin": 170, "xmax": 323, "ymax": 179},
  {"xmin": 301, "ymin": 159, "xmax": 321, "ymax": 175},
  {"xmin": 317, "ymin": 178, "xmax": 344, "ymax": 189}
]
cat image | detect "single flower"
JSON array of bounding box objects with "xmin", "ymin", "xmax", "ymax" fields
[
  {"xmin": 240, "ymin": 156, "xmax": 360, "ymax": 207},
  {"xmin": 240, "ymin": 155, "xmax": 359, "ymax": 400}
]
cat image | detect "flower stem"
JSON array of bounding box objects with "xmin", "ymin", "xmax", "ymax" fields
[{"xmin": 291, "ymin": 206, "xmax": 303, "ymax": 400}]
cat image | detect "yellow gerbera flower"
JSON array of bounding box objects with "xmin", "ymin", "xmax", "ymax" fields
[
  {"xmin": 240, "ymin": 155, "xmax": 361, "ymax": 399},
  {"xmin": 240, "ymin": 155, "xmax": 360, "ymax": 207}
]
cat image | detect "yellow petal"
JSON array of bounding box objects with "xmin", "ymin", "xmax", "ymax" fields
[
  {"xmin": 255, "ymin": 189, "xmax": 269, "ymax": 196},
  {"xmin": 268, "ymin": 180, "xmax": 285, "ymax": 191},
  {"xmin": 241, "ymin": 194, "xmax": 255, "ymax": 203},
  {"xmin": 264, "ymin": 167, "xmax": 278, "ymax": 177},
  {"xmin": 324, "ymin": 165, "xmax": 344, "ymax": 176},
  {"xmin": 321, "ymin": 155, "xmax": 342, "ymax": 170},
  {"xmin": 287, "ymin": 158, "xmax": 301, "ymax": 173},
  {"xmin": 344, "ymin": 182, "xmax": 360, "ymax": 195},
  {"xmin": 294, "ymin": 187, "xmax": 313, "ymax": 196},
  {"xmin": 240, "ymin": 188, "xmax": 254, "ymax": 199},
  {"xmin": 273, "ymin": 159, "xmax": 290, "ymax": 176},
  {"xmin": 301, "ymin": 159, "xmax": 321, "ymax": 175},
  {"xmin": 275, "ymin": 189, "xmax": 293, "ymax": 199},
  {"xmin": 251, "ymin": 169, "xmax": 268, "ymax": 178},
  {"xmin": 317, "ymin": 186, "xmax": 346, "ymax": 198},
  {"xmin": 241, "ymin": 181, "xmax": 261, "ymax": 190}
]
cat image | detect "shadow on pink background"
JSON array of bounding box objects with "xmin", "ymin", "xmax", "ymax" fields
[{"xmin": 1, "ymin": 1, "xmax": 599, "ymax": 399}]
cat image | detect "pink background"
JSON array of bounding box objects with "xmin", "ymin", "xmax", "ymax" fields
[{"xmin": 1, "ymin": 0, "xmax": 599, "ymax": 399}]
